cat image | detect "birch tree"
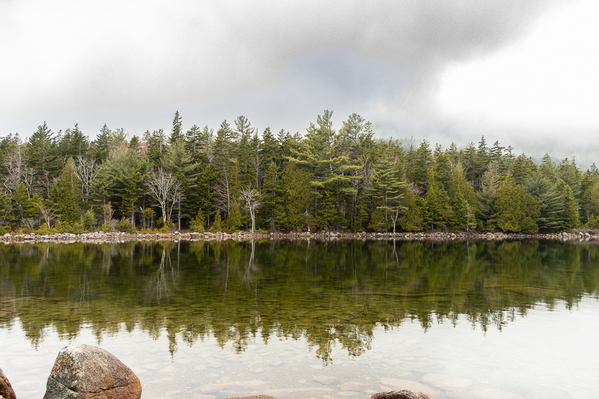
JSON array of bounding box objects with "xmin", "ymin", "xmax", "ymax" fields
[
  {"xmin": 75, "ymin": 156, "xmax": 98, "ymax": 199},
  {"xmin": 146, "ymin": 168, "xmax": 182, "ymax": 225}
]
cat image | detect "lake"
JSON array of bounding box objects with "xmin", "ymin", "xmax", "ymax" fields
[{"xmin": 1, "ymin": 239, "xmax": 598, "ymax": 399}]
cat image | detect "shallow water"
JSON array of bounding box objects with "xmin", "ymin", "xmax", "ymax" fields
[{"xmin": 1, "ymin": 240, "xmax": 598, "ymax": 398}]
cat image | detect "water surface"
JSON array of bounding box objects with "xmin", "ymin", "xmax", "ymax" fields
[{"xmin": 1, "ymin": 240, "xmax": 598, "ymax": 398}]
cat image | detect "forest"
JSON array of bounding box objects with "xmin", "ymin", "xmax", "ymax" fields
[{"xmin": 1, "ymin": 110, "xmax": 598, "ymax": 235}]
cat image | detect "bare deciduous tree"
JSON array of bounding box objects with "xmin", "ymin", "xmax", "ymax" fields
[
  {"xmin": 240, "ymin": 187, "xmax": 261, "ymax": 233},
  {"xmin": 36, "ymin": 200, "xmax": 57, "ymax": 228},
  {"xmin": 146, "ymin": 168, "xmax": 181, "ymax": 225},
  {"xmin": 75, "ymin": 156, "xmax": 98, "ymax": 198},
  {"xmin": 3, "ymin": 146, "xmax": 25, "ymax": 195}
]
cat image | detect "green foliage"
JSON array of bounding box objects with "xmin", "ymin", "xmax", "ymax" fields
[
  {"xmin": 495, "ymin": 180, "xmax": 539, "ymax": 233},
  {"xmin": 101, "ymin": 219, "xmax": 117, "ymax": 232},
  {"xmin": 54, "ymin": 157, "xmax": 83, "ymax": 225},
  {"xmin": 211, "ymin": 212, "xmax": 223, "ymax": 233},
  {"xmin": 281, "ymin": 163, "xmax": 312, "ymax": 231},
  {"xmin": 82, "ymin": 209, "xmax": 97, "ymax": 231},
  {"xmin": 561, "ymin": 184, "xmax": 580, "ymax": 230},
  {"xmin": 190, "ymin": 209, "xmax": 206, "ymax": 233},
  {"xmin": 400, "ymin": 189, "xmax": 425, "ymax": 231},
  {"xmin": 524, "ymin": 173, "xmax": 563, "ymax": 232},
  {"xmin": 141, "ymin": 208, "xmax": 155, "ymax": 230},
  {"xmin": 587, "ymin": 214, "xmax": 599, "ymax": 228},
  {"xmin": 368, "ymin": 208, "xmax": 389, "ymax": 232},
  {"xmin": 476, "ymin": 170, "xmax": 499, "ymax": 230},
  {"xmin": 1, "ymin": 116, "xmax": 598, "ymax": 235},
  {"xmin": 118, "ymin": 217, "xmax": 134, "ymax": 232},
  {"xmin": 226, "ymin": 205, "xmax": 242, "ymax": 232}
]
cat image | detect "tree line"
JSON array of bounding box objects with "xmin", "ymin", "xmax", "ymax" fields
[{"xmin": 1, "ymin": 110, "xmax": 598, "ymax": 234}]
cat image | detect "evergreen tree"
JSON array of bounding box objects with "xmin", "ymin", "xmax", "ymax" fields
[
  {"xmin": 400, "ymin": 188, "xmax": 425, "ymax": 231},
  {"xmin": 226, "ymin": 204, "xmax": 242, "ymax": 232},
  {"xmin": 561, "ymin": 184, "xmax": 580, "ymax": 230},
  {"xmin": 92, "ymin": 125, "xmax": 112, "ymax": 164},
  {"xmin": 96, "ymin": 148, "xmax": 149, "ymax": 225},
  {"xmin": 169, "ymin": 110, "xmax": 183, "ymax": 144},
  {"xmin": 494, "ymin": 179, "xmax": 539, "ymax": 233},
  {"xmin": 557, "ymin": 158, "xmax": 582, "ymax": 200},
  {"xmin": 281, "ymin": 162, "xmax": 312, "ymax": 231},
  {"xmin": 510, "ymin": 154, "xmax": 535, "ymax": 185},
  {"xmin": 9, "ymin": 183, "xmax": 38, "ymax": 228},
  {"xmin": 261, "ymin": 160, "xmax": 281, "ymax": 230},
  {"xmin": 289, "ymin": 110, "xmax": 359, "ymax": 229},
  {"xmin": 408, "ymin": 140, "xmax": 433, "ymax": 193},
  {"xmin": 476, "ymin": 170, "xmax": 499, "ymax": 230},
  {"xmin": 524, "ymin": 172, "xmax": 563, "ymax": 231},
  {"xmin": 235, "ymin": 116, "xmax": 256, "ymax": 189},
  {"xmin": 53, "ymin": 158, "xmax": 83, "ymax": 225},
  {"xmin": 163, "ymin": 140, "xmax": 200, "ymax": 228},
  {"xmin": 211, "ymin": 211, "xmax": 222, "ymax": 232},
  {"xmin": 424, "ymin": 176, "xmax": 449, "ymax": 230},
  {"xmin": 26, "ymin": 122, "xmax": 59, "ymax": 196},
  {"xmin": 371, "ymin": 152, "xmax": 406, "ymax": 233},
  {"xmin": 147, "ymin": 129, "xmax": 168, "ymax": 167},
  {"xmin": 433, "ymin": 145, "xmax": 452, "ymax": 192},
  {"xmin": 56, "ymin": 124, "xmax": 89, "ymax": 167}
]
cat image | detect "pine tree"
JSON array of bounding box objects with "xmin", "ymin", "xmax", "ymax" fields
[
  {"xmin": 524, "ymin": 173, "xmax": 563, "ymax": 231},
  {"xmin": 371, "ymin": 151, "xmax": 406, "ymax": 233}
]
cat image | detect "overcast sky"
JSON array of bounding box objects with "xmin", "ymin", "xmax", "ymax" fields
[{"xmin": 1, "ymin": 0, "xmax": 598, "ymax": 163}]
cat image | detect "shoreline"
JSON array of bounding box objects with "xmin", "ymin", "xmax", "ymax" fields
[{"xmin": 2, "ymin": 230, "xmax": 598, "ymax": 244}]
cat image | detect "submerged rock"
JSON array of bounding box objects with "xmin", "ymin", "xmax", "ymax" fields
[
  {"xmin": 371, "ymin": 390, "xmax": 431, "ymax": 399},
  {"xmin": 0, "ymin": 367, "xmax": 17, "ymax": 399},
  {"xmin": 43, "ymin": 344, "xmax": 141, "ymax": 399}
]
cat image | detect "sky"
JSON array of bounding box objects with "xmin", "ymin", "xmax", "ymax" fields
[{"xmin": 1, "ymin": 0, "xmax": 598, "ymax": 164}]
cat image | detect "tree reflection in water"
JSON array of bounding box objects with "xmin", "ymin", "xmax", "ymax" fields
[{"xmin": 0, "ymin": 239, "xmax": 598, "ymax": 364}]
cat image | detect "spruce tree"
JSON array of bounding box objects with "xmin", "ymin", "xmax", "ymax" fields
[{"xmin": 169, "ymin": 110, "xmax": 183, "ymax": 144}]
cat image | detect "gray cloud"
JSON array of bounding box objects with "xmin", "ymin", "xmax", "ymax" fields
[{"xmin": 0, "ymin": 0, "xmax": 562, "ymax": 140}]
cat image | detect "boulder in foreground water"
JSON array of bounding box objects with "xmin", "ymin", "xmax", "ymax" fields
[
  {"xmin": 43, "ymin": 344, "xmax": 141, "ymax": 399},
  {"xmin": 371, "ymin": 390, "xmax": 431, "ymax": 399},
  {"xmin": 0, "ymin": 367, "xmax": 17, "ymax": 399}
]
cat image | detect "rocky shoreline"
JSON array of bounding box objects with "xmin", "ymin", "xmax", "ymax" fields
[
  {"xmin": 1, "ymin": 344, "xmax": 430, "ymax": 399},
  {"xmin": 1, "ymin": 229, "xmax": 598, "ymax": 244}
]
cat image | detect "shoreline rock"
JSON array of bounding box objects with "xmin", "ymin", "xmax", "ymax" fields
[
  {"xmin": 1, "ymin": 230, "xmax": 598, "ymax": 245},
  {"xmin": 0, "ymin": 367, "xmax": 16, "ymax": 399},
  {"xmin": 43, "ymin": 344, "xmax": 141, "ymax": 399}
]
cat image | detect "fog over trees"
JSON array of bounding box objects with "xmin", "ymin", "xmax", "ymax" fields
[{"xmin": 1, "ymin": 111, "xmax": 598, "ymax": 234}]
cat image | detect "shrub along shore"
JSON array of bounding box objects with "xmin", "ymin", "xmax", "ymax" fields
[{"xmin": 1, "ymin": 229, "xmax": 598, "ymax": 244}]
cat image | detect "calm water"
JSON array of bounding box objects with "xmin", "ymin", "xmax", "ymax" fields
[{"xmin": 1, "ymin": 240, "xmax": 598, "ymax": 399}]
